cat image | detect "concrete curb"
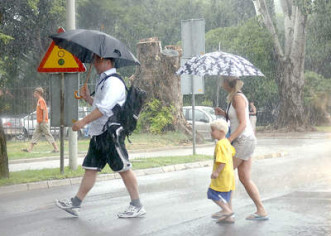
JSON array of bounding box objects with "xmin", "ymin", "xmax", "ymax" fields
[{"xmin": 0, "ymin": 151, "xmax": 286, "ymax": 195}]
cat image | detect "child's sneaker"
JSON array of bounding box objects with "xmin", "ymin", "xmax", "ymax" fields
[
  {"xmin": 117, "ymin": 204, "xmax": 146, "ymax": 218},
  {"xmin": 55, "ymin": 199, "xmax": 80, "ymax": 217}
]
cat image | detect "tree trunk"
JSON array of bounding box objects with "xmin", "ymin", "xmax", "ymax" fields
[
  {"xmin": 276, "ymin": 60, "xmax": 306, "ymax": 130},
  {"xmin": 0, "ymin": 120, "xmax": 9, "ymax": 178},
  {"xmin": 256, "ymin": 0, "xmax": 309, "ymax": 130},
  {"xmin": 131, "ymin": 37, "xmax": 203, "ymax": 142}
]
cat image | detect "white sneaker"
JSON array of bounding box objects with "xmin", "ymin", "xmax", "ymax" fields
[
  {"xmin": 55, "ymin": 199, "xmax": 80, "ymax": 217},
  {"xmin": 117, "ymin": 204, "xmax": 146, "ymax": 218}
]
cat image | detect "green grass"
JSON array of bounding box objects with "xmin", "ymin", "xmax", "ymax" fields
[
  {"xmin": 315, "ymin": 126, "xmax": 331, "ymax": 132},
  {"xmin": 0, "ymin": 154, "xmax": 211, "ymax": 186},
  {"xmin": 7, "ymin": 131, "xmax": 193, "ymax": 161}
]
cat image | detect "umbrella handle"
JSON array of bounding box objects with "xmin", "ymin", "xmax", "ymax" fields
[
  {"xmin": 74, "ymin": 83, "xmax": 88, "ymax": 100},
  {"xmin": 74, "ymin": 64, "xmax": 92, "ymax": 100},
  {"xmin": 74, "ymin": 90, "xmax": 82, "ymax": 99}
]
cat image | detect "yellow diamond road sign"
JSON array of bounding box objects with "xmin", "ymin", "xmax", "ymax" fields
[{"xmin": 38, "ymin": 27, "xmax": 86, "ymax": 73}]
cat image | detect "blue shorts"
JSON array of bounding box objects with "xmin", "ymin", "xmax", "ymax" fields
[{"xmin": 207, "ymin": 188, "xmax": 232, "ymax": 203}]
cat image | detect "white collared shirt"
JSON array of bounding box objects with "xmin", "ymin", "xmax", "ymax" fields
[{"xmin": 88, "ymin": 68, "xmax": 126, "ymax": 136}]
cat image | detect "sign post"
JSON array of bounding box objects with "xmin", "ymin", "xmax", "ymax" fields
[
  {"xmin": 38, "ymin": 27, "xmax": 86, "ymax": 174},
  {"xmin": 181, "ymin": 19, "xmax": 205, "ymax": 155}
]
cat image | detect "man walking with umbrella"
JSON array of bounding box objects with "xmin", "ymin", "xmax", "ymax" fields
[{"xmin": 55, "ymin": 54, "xmax": 145, "ymax": 218}]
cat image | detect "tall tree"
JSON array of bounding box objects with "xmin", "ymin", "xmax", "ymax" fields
[
  {"xmin": 0, "ymin": 120, "xmax": 9, "ymax": 178},
  {"xmin": 253, "ymin": 0, "xmax": 318, "ymax": 130},
  {"xmin": 0, "ymin": 17, "xmax": 10, "ymax": 178}
]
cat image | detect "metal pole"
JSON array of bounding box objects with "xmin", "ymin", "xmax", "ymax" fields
[
  {"xmin": 60, "ymin": 73, "xmax": 65, "ymax": 174},
  {"xmin": 66, "ymin": 0, "xmax": 75, "ymax": 30},
  {"xmin": 191, "ymin": 75, "xmax": 196, "ymax": 155},
  {"xmin": 66, "ymin": 0, "xmax": 78, "ymax": 170},
  {"xmin": 190, "ymin": 19, "xmax": 196, "ymax": 155}
]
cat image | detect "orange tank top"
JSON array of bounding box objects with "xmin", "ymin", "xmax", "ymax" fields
[{"xmin": 36, "ymin": 97, "xmax": 48, "ymax": 123}]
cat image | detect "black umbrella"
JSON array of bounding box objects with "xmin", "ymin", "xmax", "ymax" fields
[{"xmin": 50, "ymin": 29, "xmax": 140, "ymax": 68}]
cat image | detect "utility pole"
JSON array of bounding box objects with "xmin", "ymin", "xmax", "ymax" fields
[{"xmin": 67, "ymin": 0, "xmax": 78, "ymax": 170}]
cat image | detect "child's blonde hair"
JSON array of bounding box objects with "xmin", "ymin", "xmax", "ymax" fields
[{"xmin": 210, "ymin": 119, "xmax": 229, "ymax": 134}]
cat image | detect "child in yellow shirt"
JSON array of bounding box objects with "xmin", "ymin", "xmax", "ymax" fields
[{"xmin": 208, "ymin": 119, "xmax": 236, "ymax": 223}]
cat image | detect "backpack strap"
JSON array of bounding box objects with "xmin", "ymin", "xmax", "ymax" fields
[
  {"xmin": 106, "ymin": 73, "xmax": 128, "ymax": 92},
  {"xmin": 90, "ymin": 73, "xmax": 128, "ymax": 96}
]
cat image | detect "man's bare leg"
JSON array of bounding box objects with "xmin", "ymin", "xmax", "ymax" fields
[{"xmin": 76, "ymin": 169, "xmax": 98, "ymax": 201}]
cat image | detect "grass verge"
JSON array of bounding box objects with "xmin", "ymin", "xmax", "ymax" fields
[
  {"xmin": 315, "ymin": 126, "xmax": 331, "ymax": 132},
  {"xmin": 0, "ymin": 154, "xmax": 211, "ymax": 187},
  {"xmin": 7, "ymin": 131, "xmax": 192, "ymax": 161}
]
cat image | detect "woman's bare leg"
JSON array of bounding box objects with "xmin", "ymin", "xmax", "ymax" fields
[{"xmin": 237, "ymin": 158, "xmax": 267, "ymax": 216}]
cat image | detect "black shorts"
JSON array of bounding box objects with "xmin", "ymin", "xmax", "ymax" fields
[{"xmin": 82, "ymin": 125, "xmax": 131, "ymax": 172}]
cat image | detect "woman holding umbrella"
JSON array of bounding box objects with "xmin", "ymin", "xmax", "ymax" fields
[
  {"xmin": 215, "ymin": 76, "xmax": 268, "ymax": 221},
  {"xmin": 177, "ymin": 50, "xmax": 268, "ymax": 220}
]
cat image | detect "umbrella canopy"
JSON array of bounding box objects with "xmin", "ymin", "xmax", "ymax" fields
[
  {"xmin": 176, "ymin": 51, "xmax": 264, "ymax": 77},
  {"xmin": 50, "ymin": 29, "xmax": 140, "ymax": 68}
]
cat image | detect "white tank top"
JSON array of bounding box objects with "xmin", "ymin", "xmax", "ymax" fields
[{"xmin": 227, "ymin": 93, "xmax": 255, "ymax": 139}]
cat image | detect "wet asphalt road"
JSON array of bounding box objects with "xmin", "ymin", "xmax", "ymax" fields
[{"xmin": 1, "ymin": 132, "xmax": 330, "ymax": 236}]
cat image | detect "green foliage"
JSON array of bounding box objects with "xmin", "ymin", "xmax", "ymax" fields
[
  {"xmin": 203, "ymin": 18, "xmax": 279, "ymax": 109},
  {"xmin": 203, "ymin": 0, "xmax": 256, "ymax": 30},
  {"xmin": 294, "ymin": 0, "xmax": 325, "ymax": 15},
  {"xmin": 0, "ymin": 0, "xmax": 66, "ymax": 88},
  {"xmin": 0, "ymin": 32, "xmax": 13, "ymax": 44},
  {"xmin": 305, "ymin": 0, "xmax": 331, "ymax": 78},
  {"xmin": 304, "ymin": 71, "xmax": 331, "ymax": 125},
  {"xmin": 201, "ymin": 99, "xmax": 213, "ymax": 107},
  {"xmin": 138, "ymin": 99, "xmax": 175, "ymax": 134}
]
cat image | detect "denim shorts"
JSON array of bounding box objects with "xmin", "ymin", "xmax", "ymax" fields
[
  {"xmin": 232, "ymin": 135, "xmax": 256, "ymax": 160},
  {"xmin": 207, "ymin": 188, "xmax": 232, "ymax": 203}
]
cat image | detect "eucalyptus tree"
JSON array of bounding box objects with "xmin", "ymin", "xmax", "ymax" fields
[
  {"xmin": 252, "ymin": 0, "xmax": 326, "ymax": 130},
  {"xmin": 0, "ymin": 28, "xmax": 11, "ymax": 179}
]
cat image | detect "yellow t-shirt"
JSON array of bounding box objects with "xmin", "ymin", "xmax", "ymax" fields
[{"xmin": 209, "ymin": 138, "xmax": 236, "ymax": 192}]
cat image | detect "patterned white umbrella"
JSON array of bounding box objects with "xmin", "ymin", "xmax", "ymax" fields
[{"xmin": 176, "ymin": 51, "xmax": 264, "ymax": 77}]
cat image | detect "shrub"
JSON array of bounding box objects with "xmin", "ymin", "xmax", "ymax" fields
[
  {"xmin": 137, "ymin": 99, "xmax": 175, "ymax": 134},
  {"xmin": 304, "ymin": 71, "xmax": 331, "ymax": 125}
]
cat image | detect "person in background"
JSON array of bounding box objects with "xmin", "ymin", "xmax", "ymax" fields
[
  {"xmin": 22, "ymin": 87, "xmax": 59, "ymax": 153},
  {"xmin": 208, "ymin": 119, "xmax": 236, "ymax": 223},
  {"xmin": 249, "ymin": 101, "xmax": 257, "ymax": 134},
  {"xmin": 215, "ymin": 76, "xmax": 268, "ymax": 221}
]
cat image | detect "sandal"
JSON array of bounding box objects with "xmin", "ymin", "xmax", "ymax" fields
[
  {"xmin": 246, "ymin": 213, "xmax": 269, "ymax": 221},
  {"xmin": 216, "ymin": 212, "xmax": 235, "ymax": 223}
]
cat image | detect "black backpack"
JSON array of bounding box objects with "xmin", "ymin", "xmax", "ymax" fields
[{"xmin": 101, "ymin": 73, "xmax": 147, "ymax": 140}]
